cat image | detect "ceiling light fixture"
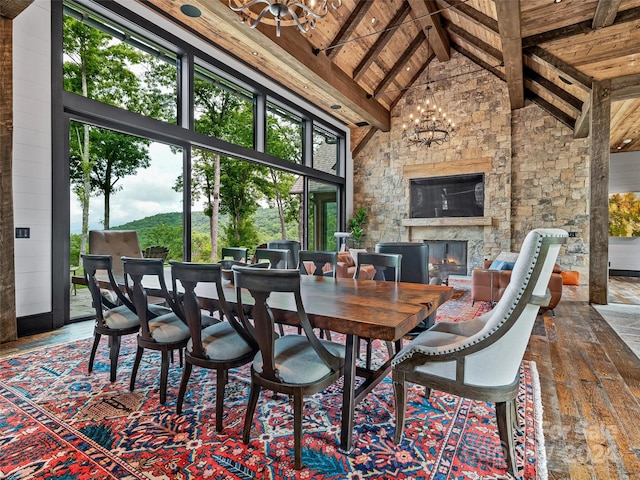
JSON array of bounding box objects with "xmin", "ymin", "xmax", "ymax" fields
[
  {"xmin": 228, "ymin": 0, "xmax": 342, "ymax": 37},
  {"xmin": 402, "ymin": 27, "xmax": 456, "ymax": 147},
  {"xmin": 623, "ymin": 138, "xmax": 633, "ymax": 144}
]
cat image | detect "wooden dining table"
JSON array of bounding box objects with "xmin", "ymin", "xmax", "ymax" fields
[
  {"xmin": 74, "ymin": 269, "xmax": 453, "ymax": 453},
  {"xmin": 197, "ymin": 274, "xmax": 453, "ymax": 453}
]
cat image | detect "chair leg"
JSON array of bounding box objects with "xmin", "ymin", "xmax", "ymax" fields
[
  {"xmin": 365, "ymin": 339, "xmax": 373, "ymax": 370},
  {"xmin": 176, "ymin": 361, "xmax": 193, "ymax": 415},
  {"xmin": 496, "ymin": 400, "xmax": 517, "ymax": 476},
  {"xmin": 88, "ymin": 332, "xmax": 101, "ymax": 374},
  {"xmin": 108, "ymin": 334, "xmax": 122, "ymax": 383},
  {"xmin": 215, "ymin": 368, "xmax": 228, "ymax": 432},
  {"xmin": 293, "ymin": 393, "xmax": 303, "ymax": 470},
  {"xmin": 130, "ymin": 346, "xmax": 144, "ymax": 392},
  {"xmin": 393, "ymin": 376, "xmax": 407, "ymax": 444},
  {"xmin": 160, "ymin": 349, "xmax": 170, "ymax": 404},
  {"xmin": 243, "ymin": 382, "xmax": 261, "ymax": 444},
  {"xmin": 385, "ymin": 341, "xmax": 394, "ymax": 360}
]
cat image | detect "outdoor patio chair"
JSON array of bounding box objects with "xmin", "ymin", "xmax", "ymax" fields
[
  {"xmin": 171, "ymin": 261, "xmax": 257, "ymax": 429},
  {"xmin": 82, "ymin": 254, "xmax": 172, "ymax": 382},
  {"xmin": 232, "ymin": 266, "xmax": 345, "ymax": 470},
  {"xmin": 392, "ymin": 228, "xmax": 568, "ymax": 476},
  {"xmin": 89, "ymin": 230, "xmax": 143, "ymax": 278},
  {"xmin": 142, "ymin": 245, "xmax": 170, "ymax": 262}
]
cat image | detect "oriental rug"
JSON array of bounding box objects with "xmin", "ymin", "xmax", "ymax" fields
[{"xmin": 0, "ymin": 282, "xmax": 546, "ymax": 480}]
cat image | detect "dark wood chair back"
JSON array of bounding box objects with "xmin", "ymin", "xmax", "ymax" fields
[
  {"xmin": 253, "ymin": 248, "xmax": 290, "ymax": 269},
  {"xmin": 298, "ymin": 250, "xmax": 338, "ymax": 277},
  {"xmin": 221, "ymin": 247, "xmax": 249, "ymax": 263},
  {"xmin": 82, "ymin": 253, "xmax": 136, "ymax": 322},
  {"xmin": 355, "ymin": 252, "xmax": 402, "ymax": 282}
]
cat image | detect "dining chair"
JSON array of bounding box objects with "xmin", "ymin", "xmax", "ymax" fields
[
  {"xmin": 267, "ymin": 239, "xmax": 300, "ymax": 270},
  {"xmin": 253, "ymin": 248, "xmax": 290, "ymax": 269},
  {"xmin": 392, "ymin": 228, "xmax": 567, "ymax": 476},
  {"xmin": 171, "ymin": 261, "xmax": 258, "ymax": 429},
  {"xmin": 82, "ymin": 254, "xmax": 148, "ymax": 382},
  {"xmin": 122, "ymin": 256, "xmax": 200, "ymax": 404},
  {"xmin": 232, "ymin": 266, "xmax": 345, "ymax": 470},
  {"xmin": 354, "ymin": 252, "xmax": 402, "ymax": 369},
  {"xmin": 298, "ymin": 250, "xmax": 338, "ymax": 277},
  {"xmin": 221, "ymin": 247, "xmax": 249, "ymax": 263}
]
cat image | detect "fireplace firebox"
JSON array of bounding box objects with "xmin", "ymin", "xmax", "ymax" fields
[{"xmin": 424, "ymin": 240, "xmax": 468, "ymax": 283}]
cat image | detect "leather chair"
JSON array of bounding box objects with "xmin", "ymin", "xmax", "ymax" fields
[
  {"xmin": 233, "ymin": 266, "xmax": 345, "ymax": 470},
  {"xmin": 392, "ymin": 228, "xmax": 568, "ymax": 476},
  {"xmin": 375, "ymin": 242, "xmax": 429, "ymax": 284}
]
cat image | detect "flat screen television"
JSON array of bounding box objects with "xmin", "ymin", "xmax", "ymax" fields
[{"xmin": 410, "ymin": 173, "xmax": 484, "ymax": 218}]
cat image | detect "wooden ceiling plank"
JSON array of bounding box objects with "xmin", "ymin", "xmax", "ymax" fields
[
  {"xmin": 525, "ymin": 46, "xmax": 592, "ymax": 92},
  {"xmin": 389, "ymin": 53, "xmax": 434, "ymax": 111},
  {"xmin": 326, "ymin": 1, "xmax": 374, "ymax": 60},
  {"xmin": 452, "ymin": 44, "xmax": 506, "ymax": 81},
  {"xmin": 525, "ymin": 67, "xmax": 583, "ymax": 113},
  {"xmin": 495, "ymin": 0, "xmax": 524, "ymax": 109},
  {"xmin": 0, "ymin": 0, "xmax": 33, "ymax": 19},
  {"xmin": 522, "ymin": 7, "xmax": 640, "ymax": 48},
  {"xmin": 592, "ymin": 0, "xmax": 622, "ymax": 29},
  {"xmin": 352, "ymin": 126, "xmax": 378, "ymax": 157},
  {"xmin": 374, "ymin": 31, "xmax": 426, "ymax": 98},
  {"xmin": 447, "ymin": 21, "xmax": 503, "ymax": 61},
  {"xmin": 525, "ymin": 91, "xmax": 576, "ymax": 129},
  {"xmin": 353, "ymin": 3, "xmax": 411, "ymax": 82},
  {"xmin": 611, "ymin": 73, "xmax": 640, "ymax": 101},
  {"xmin": 408, "ymin": 0, "xmax": 450, "ymax": 62},
  {"xmin": 574, "ymin": 94, "xmax": 591, "ymax": 139},
  {"xmin": 195, "ymin": 0, "xmax": 390, "ymax": 131},
  {"xmin": 438, "ymin": 0, "xmax": 499, "ymax": 34}
]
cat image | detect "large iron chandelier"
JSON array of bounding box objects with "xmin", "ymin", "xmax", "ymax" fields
[
  {"xmin": 402, "ymin": 26, "xmax": 456, "ymax": 147},
  {"xmin": 402, "ymin": 88, "xmax": 455, "ymax": 147},
  {"xmin": 229, "ymin": 0, "xmax": 342, "ymax": 37}
]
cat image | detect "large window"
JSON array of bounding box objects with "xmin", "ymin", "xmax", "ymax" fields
[{"xmin": 57, "ymin": 0, "xmax": 346, "ymax": 323}]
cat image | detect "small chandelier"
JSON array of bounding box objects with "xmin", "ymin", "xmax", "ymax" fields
[
  {"xmin": 229, "ymin": 0, "xmax": 342, "ymax": 37},
  {"xmin": 402, "ymin": 87, "xmax": 455, "ymax": 147},
  {"xmin": 402, "ymin": 26, "xmax": 456, "ymax": 148}
]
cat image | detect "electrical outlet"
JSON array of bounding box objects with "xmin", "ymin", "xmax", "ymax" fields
[{"xmin": 568, "ymin": 231, "xmax": 577, "ymax": 237}]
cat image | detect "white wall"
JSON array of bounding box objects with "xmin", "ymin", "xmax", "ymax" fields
[
  {"xmin": 13, "ymin": 1, "xmax": 52, "ymax": 317},
  {"xmin": 609, "ymin": 151, "xmax": 640, "ymax": 271}
]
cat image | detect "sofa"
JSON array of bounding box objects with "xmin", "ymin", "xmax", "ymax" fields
[{"xmin": 471, "ymin": 257, "xmax": 563, "ymax": 315}]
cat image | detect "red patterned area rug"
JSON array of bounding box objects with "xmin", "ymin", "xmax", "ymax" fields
[{"xmin": 0, "ymin": 282, "xmax": 546, "ymax": 479}]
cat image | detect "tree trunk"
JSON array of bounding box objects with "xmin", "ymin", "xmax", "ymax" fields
[
  {"xmin": 79, "ymin": 54, "xmax": 92, "ymax": 258},
  {"xmin": 210, "ymin": 153, "xmax": 220, "ymax": 260},
  {"xmin": 271, "ymin": 168, "xmax": 287, "ymax": 240},
  {"xmin": 0, "ymin": 17, "xmax": 17, "ymax": 343}
]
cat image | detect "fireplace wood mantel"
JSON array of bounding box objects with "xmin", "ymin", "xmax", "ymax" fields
[{"xmin": 401, "ymin": 217, "xmax": 493, "ymax": 227}]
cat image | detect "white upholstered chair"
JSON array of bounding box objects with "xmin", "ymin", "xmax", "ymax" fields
[{"xmin": 392, "ymin": 228, "xmax": 567, "ymax": 476}]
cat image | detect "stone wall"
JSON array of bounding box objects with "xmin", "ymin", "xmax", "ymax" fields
[{"xmin": 352, "ymin": 51, "xmax": 590, "ymax": 280}]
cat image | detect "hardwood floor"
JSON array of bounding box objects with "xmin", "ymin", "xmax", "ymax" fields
[{"xmin": 2, "ymin": 285, "xmax": 640, "ymax": 478}]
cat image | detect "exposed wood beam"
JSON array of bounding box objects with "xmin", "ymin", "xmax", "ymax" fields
[
  {"xmin": 592, "ymin": 0, "xmax": 622, "ymax": 29},
  {"xmin": 525, "ymin": 91, "xmax": 575, "ymax": 129},
  {"xmin": 353, "ymin": 3, "xmax": 411, "ymax": 82},
  {"xmin": 374, "ymin": 31, "xmax": 425, "ymax": 98},
  {"xmin": 0, "ymin": 16, "xmax": 17, "ymax": 342},
  {"xmin": 447, "ymin": 21, "xmax": 502, "ymax": 61},
  {"xmin": 452, "ymin": 44, "xmax": 505, "ymax": 81},
  {"xmin": 0, "ymin": 0, "xmax": 33, "ymax": 19},
  {"xmin": 389, "ymin": 53, "xmax": 434, "ymax": 111},
  {"xmin": 326, "ymin": 1, "xmax": 373, "ymax": 60},
  {"xmin": 352, "ymin": 126, "xmax": 378, "ymax": 158},
  {"xmin": 525, "ymin": 67, "xmax": 583, "ymax": 114},
  {"xmin": 525, "ymin": 46, "xmax": 592, "ymax": 92},
  {"xmin": 408, "ymin": 0, "xmax": 450, "ymax": 62},
  {"xmin": 574, "ymin": 94, "xmax": 591, "ymax": 138},
  {"xmin": 438, "ymin": 0, "xmax": 499, "ymax": 34},
  {"xmin": 611, "ymin": 73, "xmax": 640, "ymax": 101},
  {"xmin": 522, "ymin": 7, "xmax": 640, "ymax": 48},
  {"xmin": 197, "ymin": 1, "xmax": 390, "ymax": 131},
  {"xmin": 495, "ymin": 0, "xmax": 524, "ymax": 109},
  {"xmin": 590, "ymin": 80, "xmax": 612, "ymax": 305}
]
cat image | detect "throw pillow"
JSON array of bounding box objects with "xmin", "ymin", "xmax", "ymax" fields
[{"xmin": 488, "ymin": 260, "xmax": 506, "ymax": 270}]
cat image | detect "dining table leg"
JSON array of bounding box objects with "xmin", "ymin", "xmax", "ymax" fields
[{"xmin": 339, "ymin": 333, "xmax": 357, "ymax": 454}]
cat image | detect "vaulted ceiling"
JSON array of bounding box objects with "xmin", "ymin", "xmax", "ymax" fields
[{"xmin": 141, "ymin": 0, "xmax": 640, "ymax": 154}]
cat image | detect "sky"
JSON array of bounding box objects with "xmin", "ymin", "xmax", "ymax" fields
[{"xmin": 70, "ymin": 142, "xmax": 194, "ymax": 233}]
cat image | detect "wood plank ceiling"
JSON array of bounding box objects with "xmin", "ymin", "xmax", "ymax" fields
[{"xmin": 141, "ymin": 0, "xmax": 640, "ymax": 154}]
